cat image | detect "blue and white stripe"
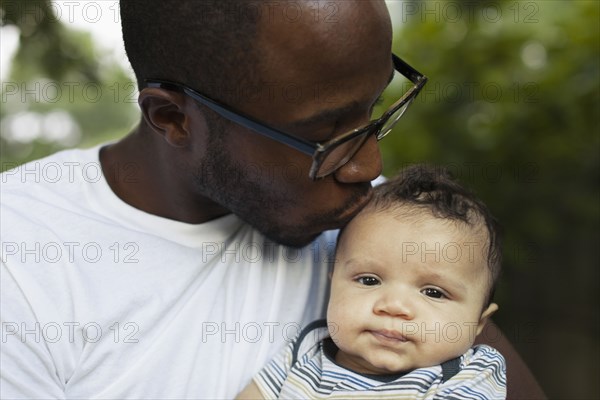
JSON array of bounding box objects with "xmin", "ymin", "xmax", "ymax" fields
[{"xmin": 254, "ymin": 325, "xmax": 506, "ymax": 399}]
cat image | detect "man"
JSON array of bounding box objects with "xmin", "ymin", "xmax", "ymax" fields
[{"xmin": 1, "ymin": 1, "xmax": 544, "ymax": 398}]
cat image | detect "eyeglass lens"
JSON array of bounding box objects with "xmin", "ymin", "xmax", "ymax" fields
[
  {"xmin": 378, "ymin": 97, "xmax": 415, "ymax": 140},
  {"xmin": 314, "ymin": 132, "xmax": 372, "ymax": 178},
  {"xmin": 315, "ymin": 96, "xmax": 416, "ymax": 178}
]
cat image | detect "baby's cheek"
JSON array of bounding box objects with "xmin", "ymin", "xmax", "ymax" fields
[
  {"xmin": 326, "ymin": 297, "xmax": 353, "ymax": 332},
  {"xmin": 326, "ymin": 298, "xmax": 343, "ymax": 323}
]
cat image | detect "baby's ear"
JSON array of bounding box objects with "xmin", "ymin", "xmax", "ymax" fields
[{"xmin": 476, "ymin": 303, "xmax": 499, "ymax": 336}]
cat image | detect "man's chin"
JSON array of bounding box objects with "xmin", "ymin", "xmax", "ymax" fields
[
  {"xmin": 245, "ymin": 186, "xmax": 373, "ymax": 248},
  {"xmin": 260, "ymin": 205, "xmax": 369, "ymax": 248}
]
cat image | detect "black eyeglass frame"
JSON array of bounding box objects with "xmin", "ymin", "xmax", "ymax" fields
[{"xmin": 145, "ymin": 53, "xmax": 427, "ymax": 180}]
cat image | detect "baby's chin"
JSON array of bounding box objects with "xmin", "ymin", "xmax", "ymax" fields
[{"xmin": 337, "ymin": 355, "xmax": 415, "ymax": 376}]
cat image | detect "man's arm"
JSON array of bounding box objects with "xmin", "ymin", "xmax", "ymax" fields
[
  {"xmin": 1, "ymin": 262, "xmax": 66, "ymax": 399},
  {"xmin": 476, "ymin": 320, "xmax": 547, "ymax": 399}
]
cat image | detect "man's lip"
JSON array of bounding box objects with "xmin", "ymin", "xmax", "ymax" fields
[{"xmin": 369, "ymin": 330, "xmax": 409, "ymax": 343}]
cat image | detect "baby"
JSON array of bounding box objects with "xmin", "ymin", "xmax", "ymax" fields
[{"xmin": 238, "ymin": 165, "xmax": 507, "ymax": 399}]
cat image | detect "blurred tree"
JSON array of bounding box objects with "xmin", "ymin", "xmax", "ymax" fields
[
  {"xmin": 1, "ymin": 0, "xmax": 137, "ymax": 169},
  {"xmin": 376, "ymin": 1, "xmax": 599, "ymax": 398},
  {"xmin": 2, "ymin": 0, "xmax": 99, "ymax": 81}
]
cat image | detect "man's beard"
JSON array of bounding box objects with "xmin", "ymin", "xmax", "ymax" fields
[{"xmin": 192, "ymin": 135, "xmax": 364, "ymax": 247}]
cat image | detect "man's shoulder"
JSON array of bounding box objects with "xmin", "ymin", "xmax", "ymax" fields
[
  {"xmin": 1, "ymin": 145, "xmax": 105, "ymax": 238},
  {"xmin": 1, "ymin": 146, "xmax": 102, "ymax": 190}
]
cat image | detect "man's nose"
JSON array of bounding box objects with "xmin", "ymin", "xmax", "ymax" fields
[{"xmin": 333, "ymin": 134, "xmax": 383, "ymax": 184}]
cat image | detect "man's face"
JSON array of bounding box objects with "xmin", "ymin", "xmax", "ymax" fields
[
  {"xmin": 327, "ymin": 209, "xmax": 496, "ymax": 374},
  {"xmin": 185, "ymin": 1, "xmax": 394, "ymax": 247}
]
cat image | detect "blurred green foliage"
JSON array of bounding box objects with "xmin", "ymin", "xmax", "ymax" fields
[
  {"xmin": 2, "ymin": 0, "xmax": 99, "ymax": 82},
  {"xmin": 1, "ymin": 0, "xmax": 598, "ymax": 398},
  {"xmin": 380, "ymin": 1, "xmax": 599, "ymax": 398},
  {"xmin": 0, "ymin": 0, "xmax": 137, "ymax": 167}
]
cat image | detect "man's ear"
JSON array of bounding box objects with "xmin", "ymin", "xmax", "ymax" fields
[
  {"xmin": 476, "ymin": 302, "xmax": 499, "ymax": 336},
  {"xmin": 138, "ymin": 87, "xmax": 190, "ymax": 148}
]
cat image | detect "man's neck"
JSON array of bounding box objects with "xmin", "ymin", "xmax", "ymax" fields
[{"xmin": 99, "ymin": 125, "xmax": 231, "ymax": 224}]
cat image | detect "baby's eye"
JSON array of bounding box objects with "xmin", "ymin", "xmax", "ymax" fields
[
  {"xmin": 422, "ymin": 288, "xmax": 445, "ymax": 299},
  {"xmin": 356, "ymin": 276, "xmax": 381, "ymax": 286}
]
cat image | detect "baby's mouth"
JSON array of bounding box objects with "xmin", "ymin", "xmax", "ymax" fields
[{"xmin": 369, "ymin": 329, "xmax": 409, "ymax": 343}]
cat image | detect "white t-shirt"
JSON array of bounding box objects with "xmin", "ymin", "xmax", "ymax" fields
[{"xmin": 0, "ymin": 145, "xmax": 334, "ymax": 399}]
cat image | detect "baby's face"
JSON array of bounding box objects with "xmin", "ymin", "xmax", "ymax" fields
[{"xmin": 327, "ymin": 209, "xmax": 497, "ymax": 375}]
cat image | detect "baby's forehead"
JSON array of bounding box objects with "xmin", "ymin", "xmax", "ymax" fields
[
  {"xmin": 342, "ymin": 206, "xmax": 491, "ymax": 273},
  {"xmin": 359, "ymin": 203, "xmax": 487, "ymax": 238},
  {"xmin": 341, "ymin": 206, "xmax": 489, "ymax": 266}
]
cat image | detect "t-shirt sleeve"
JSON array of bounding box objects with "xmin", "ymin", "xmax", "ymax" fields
[
  {"xmin": 252, "ymin": 337, "xmax": 296, "ymax": 399},
  {"xmin": 0, "ymin": 261, "xmax": 66, "ymax": 399},
  {"xmin": 436, "ymin": 344, "xmax": 507, "ymax": 399}
]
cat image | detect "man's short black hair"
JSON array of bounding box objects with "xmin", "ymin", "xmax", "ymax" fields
[{"xmin": 120, "ymin": 0, "xmax": 262, "ymax": 106}]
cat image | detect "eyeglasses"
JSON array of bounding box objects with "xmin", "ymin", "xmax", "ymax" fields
[{"xmin": 145, "ymin": 53, "xmax": 427, "ymax": 180}]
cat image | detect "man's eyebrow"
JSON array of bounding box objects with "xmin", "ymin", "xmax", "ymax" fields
[
  {"xmin": 291, "ymin": 102, "xmax": 360, "ymax": 128},
  {"xmin": 290, "ymin": 69, "xmax": 396, "ymax": 129}
]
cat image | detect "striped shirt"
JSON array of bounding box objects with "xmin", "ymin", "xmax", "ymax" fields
[{"xmin": 255, "ymin": 320, "xmax": 506, "ymax": 399}]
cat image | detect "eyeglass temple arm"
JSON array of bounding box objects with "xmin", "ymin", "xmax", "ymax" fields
[
  {"xmin": 145, "ymin": 80, "xmax": 317, "ymax": 156},
  {"xmin": 392, "ymin": 53, "xmax": 427, "ymax": 85}
]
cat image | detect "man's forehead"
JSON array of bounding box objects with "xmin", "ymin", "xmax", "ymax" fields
[{"xmin": 255, "ymin": 1, "xmax": 392, "ymax": 66}]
